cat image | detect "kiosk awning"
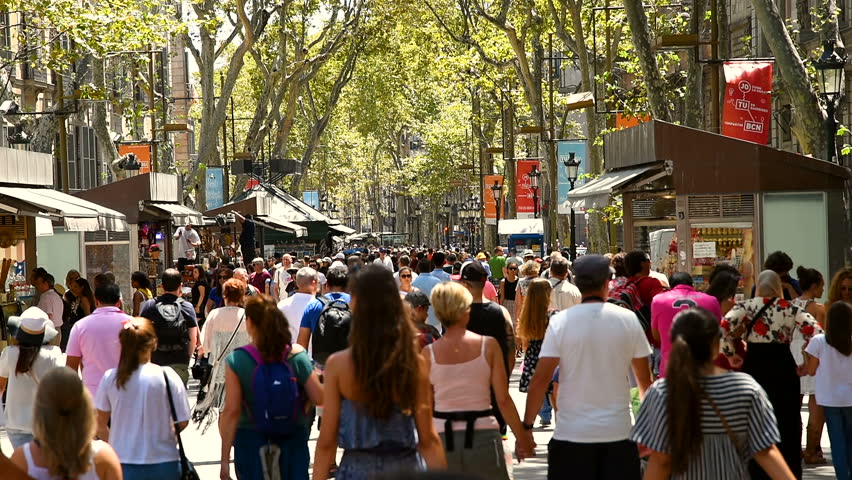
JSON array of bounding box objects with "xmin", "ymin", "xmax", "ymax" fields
[
  {"xmin": 0, "ymin": 186, "xmax": 128, "ymax": 231},
  {"xmin": 254, "ymin": 216, "xmax": 308, "ymax": 237},
  {"xmin": 568, "ymin": 166, "xmax": 658, "ymax": 210},
  {"xmin": 146, "ymin": 202, "xmax": 204, "ymax": 226},
  {"xmin": 329, "ymin": 223, "xmax": 356, "ymax": 235},
  {"xmin": 498, "ymin": 218, "xmax": 544, "ymax": 236}
]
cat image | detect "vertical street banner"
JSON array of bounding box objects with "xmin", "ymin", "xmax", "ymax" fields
[
  {"xmin": 516, "ymin": 159, "xmax": 540, "ymax": 219},
  {"xmin": 117, "ymin": 144, "xmax": 152, "ymax": 174},
  {"xmin": 722, "ymin": 62, "xmax": 773, "ymax": 144},
  {"xmin": 483, "ymin": 174, "xmax": 504, "ymax": 225},
  {"xmin": 556, "ymin": 140, "xmax": 587, "ymax": 214},
  {"xmin": 206, "ymin": 166, "xmax": 225, "ymax": 211}
]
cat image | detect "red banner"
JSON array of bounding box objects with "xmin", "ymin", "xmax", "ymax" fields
[
  {"xmin": 483, "ymin": 175, "xmax": 504, "ymax": 223},
  {"xmin": 722, "ymin": 62, "xmax": 772, "ymax": 144},
  {"xmin": 516, "ymin": 159, "xmax": 540, "ymax": 218}
]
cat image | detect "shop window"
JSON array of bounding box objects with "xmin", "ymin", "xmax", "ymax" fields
[
  {"xmin": 76, "ymin": 126, "xmax": 99, "ymax": 190},
  {"xmin": 0, "ymin": 11, "xmax": 11, "ymax": 60}
]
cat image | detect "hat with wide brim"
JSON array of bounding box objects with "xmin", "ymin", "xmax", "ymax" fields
[{"xmin": 7, "ymin": 306, "xmax": 57, "ymax": 345}]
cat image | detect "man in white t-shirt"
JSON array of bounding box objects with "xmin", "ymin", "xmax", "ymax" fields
[
  {"xmin": 373, "ymin": 248, "xmax": 393, "ymax": 271},
  {"xmin": 522, "ymin": 254, "xmax": 652, "ymax": 480},
  {"xmin": 173, "ymin": 222, "xmax": 201, "ymax": 271},
  {"xmin": 547, "ymin": 255, "xmax": 581, "ymax": 312},
  {"xmin": 278, "ymin": 267, "xmax": 318, "ymax": 341},
  {"xmin": 273, "ymin": 254, "xmax": 294, "ymax": 301},
  {"xmin": 32, "ymin": 270, "xmax": 64, "ymax": 346}
]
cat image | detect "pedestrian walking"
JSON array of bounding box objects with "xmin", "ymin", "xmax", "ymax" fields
[
  {"xmin": 218, "ymin": 296, "xmax": 323, "ymax": 480},
  {"xmin": 32, "ymin": 269, "xmax": 64, "ymax": 346},
  {"xmin": 706, "ymin": 264, "xmax": 744, "ymax": 371},
  {"xmin": 499, "ymin": 260, "xmax": 520, "ymax": 332},
  {"xmin": 95, "ymin": 317, "xmax": 191, "ymax": 480},
  {"xmin": 273, "ymin": 254, "xmax": 294, "ymax": 302},
  {"xmin": 522, "ymin": 254, "xmax": 653, "ymax": 480},
  {"xmin": 828, "ymin": 266, "xmax": 852, "ymax": 308},
  {"xmin": 193, "ymin": 279, "xmax": 249, "ymax": 430},
  {"xmin": 758, "ymin": 251, "xmax": 801, "ymax": 300},
  {"xmin": 425, "ymin": 281, "xmax": 534, "ymax": 479},
  {"xmin": 514, "ymin": 260, "xmax": 540, "ymax": 323},
  {"xmin": 173, "ymin": 222, "xmax": 201, "ymax": 272},
  {"xmin": 722, "ymin": 270, "xmax": 823, "ymax": 480},
  {"xmin": 0, "ymin": 307, "xmax": 63, "ymax": 448},
  {"xmin": 10, "ymin": 368, "xmax": 122, "ymax": 480},
  {"xmin": 632, "ymin": 308, "xmax": 795, "ymax": 479},
  {"xmin": 806, "ymin": 301, "xmax": 852, "ymax": 480},
  {"xmin": 404, "ymin": 291, "xmax": 442, "ymax": 349},
  {"xmin": 63, "ymin": 277, "xmax": 95, "ymax": 350},
  {"xmin": 518, "ymin": 277, "xmax": 554, "ymax": 427},
  {"xmin": 278, "ymin": 266, "xmax": 319, "ymax": 342},
  {"xmin": 297, "ymin": 263, "xmax": 351, "ymax": 362},
  {"xmin": 547, "ymin": 256, "xmax": 580, "ymax": 312},
  {"xmin": 793, "ymin": 266, "xmax": 827, "ymax": 465},
  {"xmin": 190, "ymin": 265, "xmax": 211, "ymax": 329},
  {"xmin": 313, "ymin": 265, "xmax": 446, "ymax": 480},
  {"xmin": 131, "ymin": 271, "xmax": 154, "ymax": 317},
  {"xmin": 207, "ymin": 267, "xmax": 234, "ymax": 315},
  {"xmin": 398, "ymin": 266, "xmax": 417, "ymax": 297},
  {"xmin": 248, "ymin": 257, "xmax": 272, "ymax": 295},
  {"xmin": 488, "ymin": 246, "xmax": 506, "ymax": 287}
]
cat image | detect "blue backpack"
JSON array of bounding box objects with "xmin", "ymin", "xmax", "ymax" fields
[{"xmin": 238, "ymin": 344, "xmax": 301, "ymax": 437}]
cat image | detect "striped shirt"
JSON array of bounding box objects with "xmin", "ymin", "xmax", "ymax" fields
[{"xmin": 631, "ymin": 372, "xmax": 780, "ymax": 479}]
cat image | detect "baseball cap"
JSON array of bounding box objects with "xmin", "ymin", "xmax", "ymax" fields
[
  {"xmin": 8, "ymin": 307, "xmax": 57, "ymax": 346},
  {"xmin": 334, "ymin": 252, "xmax": 346, "ymax": 260},
  {"xmin": 322, "ymin": 257, "xmax": 332, "ymax": 264},
  {"xmin": 523, "ymin": 249, "xmax": 535, "ymax": 258},
  {"xmin": 459, "ymin": 261, "xmax": 487, "ymax": 282},
  {"xmin": 573, "ymin": 254, "xmax": 614, "ymax": 286},
  {"xmin": 404, "ymin": 290, "xmax": 431, "ymax": 308}
]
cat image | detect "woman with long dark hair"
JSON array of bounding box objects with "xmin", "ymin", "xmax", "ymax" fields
[
  {"xmin": 218, "ymin": 295, "xmax": 323, "ymax": 480},
  {"xmin": 10, "ymin": 368, "xmax": 122, "ymax": 479},
  {"xmin": 517, "ymin": 277, "xmax": 554, "ymax": 426},
  {"xmin": 191, "ymin": 265, "xmax": 211, "ymax": 328},
  {"xmin": 632, "ymin": 308, "xmax": 795, "ymax": 479},
  {"xmin": 0, "ymin": 308, "xmax": 63, "ymax": 448},
  {"xmin": 313, "ymin": 265, "xmax": 446, "ymax": 480},
  {"xmin": 722, "ymin": 270, "xmax": 822, "ymax": 479},
  {"xmin": 206, "ymin": 267, "xmax": 234, "ymax": 315},
  {"xmin": 94, "ymin": 317, "xmax": 190, "ymax": 480},
  {"xmin": 130, "ymin": 271, "xmax": 153, "ymax": 317},
  {"xmin": 806, "ymin": 301, "xmax": 852, "ymax": 479}
]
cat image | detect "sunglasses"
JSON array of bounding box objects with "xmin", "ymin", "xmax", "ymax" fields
[
  {"xmin": 219, "ymin": 275, "xmax": 229, "ymax": 279},
  {"xmin": 842, "ymin": 286, "xmax": 852, "ymax": 292},
  {"xmin": 508, "ymin": 267, "xmax": 518, "ymax": 271},
  {"xmin": 401, "ymin": 274, "xmax": 412, "ymax": 278}
]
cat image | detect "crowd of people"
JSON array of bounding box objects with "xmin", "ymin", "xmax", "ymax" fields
[{"xmin": 1, "ymin": 243, "xmax": 851, "ymax": 480}]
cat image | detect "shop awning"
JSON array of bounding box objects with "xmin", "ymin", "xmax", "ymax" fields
[
  {"xmin": 0, "ymin": 186, "xmax": 128, "ymax": 231},
  {"xmin": 568, "ymin": 166, "xmax": 658, "ymax": 210},
  {"xmin": 498, "ymin": 218, "xmax": 544, "ymax": 236},
  {"xmin": 254, "ymin": 216, "xmax": 308, "ymax": 237},
  {"xmin": 146, "ymin": 202, "xmax": 204, "ymax": 226},
  {"xmin": 329, "ymin": 223, "xmax": 356, "ymax": 235}
]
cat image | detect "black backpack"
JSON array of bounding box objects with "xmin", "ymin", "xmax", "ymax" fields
[
  {"xmin": 148, "ymin": 296, "xmax": 191, "ymax": 355},
  {"xmin": 312, "ymin": 295, "xmax": 351, "ymax": 365}
]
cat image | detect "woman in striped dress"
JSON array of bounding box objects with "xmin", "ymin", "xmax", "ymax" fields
[{"xmin": 631, "ymin": 308, "xmax": 795, "ymax": 479}]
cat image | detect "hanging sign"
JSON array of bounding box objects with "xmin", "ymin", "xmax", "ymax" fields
[
  {"xmin": 483, "ymin": 175, "xmax": 504, "ymax": 225},
  {"xmin": 721, "ymin": 62, "xmax": 773, "ymax": 144},
  {"xmin": 516, "ymin": 159, "xmax": 540, "ymax": 219},
  {"xmin": 206, "ymin": 166, "xmax": 225, "ymax": 210}
]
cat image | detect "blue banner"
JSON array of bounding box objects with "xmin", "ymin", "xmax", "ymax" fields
[
  {"xmin": 206, "ymin": 166, "xmax": 225, "ymax": 211},
  {"xmin": 303, "ymin": 191, "xmax": 319, "ymax": 209},
  {"xmin": 557, "ymin": 140, "xmax": 587, "ymax": 214}
]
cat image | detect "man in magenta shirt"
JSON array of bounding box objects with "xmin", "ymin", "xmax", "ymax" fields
[
  {"xmin": 65, "ymin": 283, "xmax": 132, "ymax": 397},
  {"xmin": 651, "ymin": 272, "xmax": 721, "ymax": 377}
]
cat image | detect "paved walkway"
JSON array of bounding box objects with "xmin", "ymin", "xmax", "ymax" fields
[{"xmin": 0, "ymin": 366, "xmax": 839, "ymax": 478}]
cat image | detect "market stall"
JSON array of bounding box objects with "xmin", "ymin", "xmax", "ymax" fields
[
  {"xmin": 76, "ymin": 172, "xmax": 204, "ymax": 293},
  {"xmin": 569, "ymin": 120, "xmax": 851, "ymax": 295}
]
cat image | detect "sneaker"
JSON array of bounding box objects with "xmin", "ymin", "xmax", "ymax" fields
[{"xmin": 540, "ymin": 419, "xmax": 552, "ymax": 427}]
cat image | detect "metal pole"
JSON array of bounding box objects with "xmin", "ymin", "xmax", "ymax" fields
[
  {"xmin": 569, "ymin": 179, "xmax": 577, "ymax": 260},
  {"xmin": 827, "ymin": 99, "xmax": 838, "ymax": 163},
  {"xmin": 710, "ymin": 0, "xmax": 720, "ymax": 132},
  {"xmin": 56, "ymin": 72, "xmax": 70, "ymax": 192},
  {"xmin": 149, "ymin": 47, "xmax": 158, "ymax": 173},
  {"xmin": 495, "ymin": 196, "xmax": 501, "ymax": 248}
]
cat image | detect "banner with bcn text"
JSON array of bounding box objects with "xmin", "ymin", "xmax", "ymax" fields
[
  {"xmin": 721, "ymin": 61, "xmax": 773, "ymax": 144},
  {"xmin": 483, "ymin": 174, "xmax": 504, "ymax": 225}
]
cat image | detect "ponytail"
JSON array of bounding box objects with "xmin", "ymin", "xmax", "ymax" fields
[
  {"xmin": 116, "ymin": 317, "xmax": 157, "ymax": 389},
  {"xmin": 665, "ymin": 307, "xmax": 721, "ymax": 474}
]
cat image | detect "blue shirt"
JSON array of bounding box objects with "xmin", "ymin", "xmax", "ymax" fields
[
  {"xmin": 428, "ymin": 268, "xmax": 451, "ymax": 283},
  {"xmin": 300, "ymin": 292, "xmax": 352, "ymax": 332},
  {"xmin": 412, "ymin": 273, "xmax": 444, "ymax": 327}
]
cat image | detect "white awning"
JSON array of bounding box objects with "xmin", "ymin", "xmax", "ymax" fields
[
  {"xmin": 146, "ymin": 202, "xmax": 204, "ymax": 226},
  {"xmin": 0, "ymin": 186, "xmax": 128, "ymax": 232},
  {"xmin": 255, "ymin": 216, "xmax": 308, "ymax": 237},
  {"xmin": 329, "ymin": 223, "xmax": 356, "ymax": 235},
  {"xmin": 498, "ymin": 218, "xmax": 544, "ymax": 236},
  {"xmin": 567, "ymin": 166, "xmax": 657, "ymax": 210}
]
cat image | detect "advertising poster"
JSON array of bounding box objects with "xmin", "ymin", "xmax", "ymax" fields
[
  {"xmin": 117, "ymin": 144, "xmax": 152, "ymax": 174},
  {"xmin": 556, "ymin": 140, "xmax": 587, "ymax": 214},
  {"xmin": 515, "ymin": 159, "xmax": 541, "ymax": 219},
  {"xmin": 206, "ymin": 166, "xmax": 225, "ymax": 211},
  {"xmin": 483, "ymin": 174, "xmax": 504, "ymax": 225},
  {"xmin": 721, "ymin": 61, "xmax": 773, "ymax": 144}
]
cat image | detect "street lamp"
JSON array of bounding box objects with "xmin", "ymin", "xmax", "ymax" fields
[
  {"xmin": 528, "ymin": 164, "xmax": 541, "ymax": 218},
  {"xmin": 815, "ymin": 41, "xmax": 847, "ymax": 164},
  {"xmin": 491, "ymin": 180, "xmax": 503, "ymax": 249},
  {"xmin": 562, "ymin": 153, "xmax": 582, "ymax": 261},
  {"xmin": 414, "ymin": 204, "xmax": 422, "ymax": 246}
]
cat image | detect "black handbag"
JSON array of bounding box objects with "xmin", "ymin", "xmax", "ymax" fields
[{"xmin": 164, "ymin": 371, "xmax": 200, "ymax": 480}]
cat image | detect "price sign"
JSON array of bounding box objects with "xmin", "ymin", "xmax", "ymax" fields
[{"xmin": 693, "ymin": 242, "xmax": 717, "ymax": 258}]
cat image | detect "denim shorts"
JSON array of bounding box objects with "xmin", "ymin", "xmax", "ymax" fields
[{"xmin": 121, "ymin": 461, "xmax": 181, "ymax": 480}]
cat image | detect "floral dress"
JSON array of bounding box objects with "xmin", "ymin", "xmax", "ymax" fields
[
  {"xmin": 519, "ymin": 339, "xmax": 542, "ymax": 392},
  {"xmin": 721, "ymin": 297, "xmax": 822, "ymax": 480}
]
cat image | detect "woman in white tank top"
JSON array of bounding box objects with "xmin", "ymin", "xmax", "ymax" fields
[
  {"xmin": 10, "ymin": 368, "xmax": 121, "ymax": 480},
  {"xmin": 425, "ymin": 281, "xmax": 534, "ymax": 480}
]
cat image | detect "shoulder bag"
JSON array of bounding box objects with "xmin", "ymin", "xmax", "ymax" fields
[
  {"xmin": 164, "ymin": 370, "xmax": 200, "ymax": 480},
  {"xmin": 744, "ymin": 298, "xmax": 777, "ymax": 340},
  {"xmin": 193, "ymin": 313, "xmax": 245, "ymax": 401}
]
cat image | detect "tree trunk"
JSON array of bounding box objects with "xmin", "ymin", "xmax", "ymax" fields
[
  {"xmin": 623, "ymin": 0, "xmax": 672, "ymax": 121},
  {"xmin": 685, "ymin": 0, "xmax": 707, "ymax": 128},
  {"xmin": 91, "ymin": 57, "xmax": 122, "ymax": 181},
  {"xmin": 750, "ymin": 0, "xmax": 827, "ymax": 158}
]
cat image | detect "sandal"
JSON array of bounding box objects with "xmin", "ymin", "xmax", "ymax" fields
[{"xmin": 802, "ymin": 452, "xmax": 828, "ymax": 465}]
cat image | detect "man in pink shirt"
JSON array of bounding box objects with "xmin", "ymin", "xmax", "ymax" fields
[
  {"xmin": 65, "ymin": 283, "xmax": 131, "ymax": 396},
  {"xmin": 651, "ymin": 272, "xmax": 721, "ymax": 377}
]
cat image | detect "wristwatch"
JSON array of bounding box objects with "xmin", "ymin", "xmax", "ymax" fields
[{"xmin": 522, "ymin": 422, "xmax": 534, "ymax": 431}]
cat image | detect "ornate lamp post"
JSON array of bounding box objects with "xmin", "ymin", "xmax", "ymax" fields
[
  {"xmin": 814, "ymin": 41, "xmax": 846, "ymax": 164},
  {"xmin": 529, "ymin": 164, "xmax": 541, "ymax": 218},
  {"xmin": 413, "ymin": 204, "xmax": 422, "ymax": 246},
  {"xmin": 491, "ymin": 180, "xmax": 503, "ymax": 248},
  {"xmin": 442, "ymin": 199, "xmax": 452, "ymax": 248},
  {"xmin": 561, "ymin": 153, "xmax": 581, "ymax": 260}
]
